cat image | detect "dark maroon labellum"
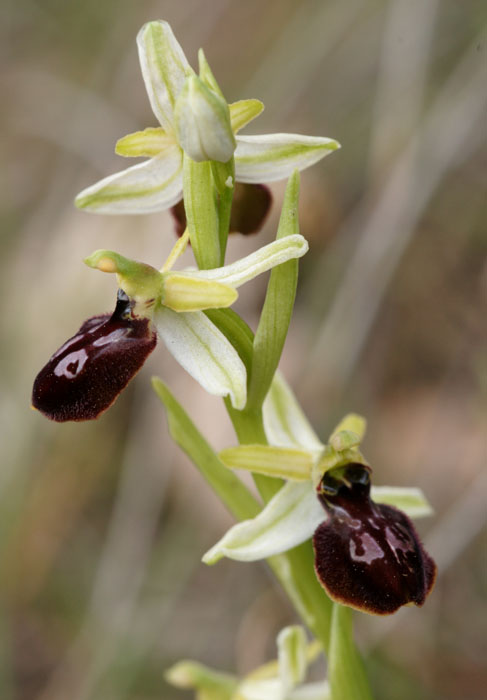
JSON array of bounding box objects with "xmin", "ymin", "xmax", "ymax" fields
[
  {"xmin": 32, "ymin": 290, "xmax": 157, "ymax": 422},
  {"xmin": 171, "ymin": 183, "xmax": 272, "ymax": 237},
  {"xmin": 313, "ymin": 463, "xmax": 436, "ymax": 615}
]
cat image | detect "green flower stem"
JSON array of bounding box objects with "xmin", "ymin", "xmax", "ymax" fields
[
  {"xmin": 328, "ymin": 604, "xmax": 374, "ymax": 700},
  {"xmin": 183, "ymin": 154, "xmax": 220, "ymax": 269}
]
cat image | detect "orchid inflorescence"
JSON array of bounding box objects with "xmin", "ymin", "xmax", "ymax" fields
[{"xmin": 32, "ymin": 19, "xmax": 436, "ymax": 700}]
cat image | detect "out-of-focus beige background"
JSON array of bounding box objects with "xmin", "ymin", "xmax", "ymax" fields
[{"xmin": 2, "ymin": 1, "xmax": 486, "ymax": 698}]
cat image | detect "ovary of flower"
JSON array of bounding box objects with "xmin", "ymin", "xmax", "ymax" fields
[{"xmin": 74, "ymin": 20, "xmax": 340, "ymax": 215}]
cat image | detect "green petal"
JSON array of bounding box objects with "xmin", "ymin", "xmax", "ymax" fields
[
  {"xmin": 183, "ymin": 235, "xmax": 308, "ymax": 288},
  {"xmin": 115, "ymin": 127, "xmax": 175, "ymax": 157},
  {"xmin": 74, "ymin": 147, "xmax": 183, "ymax": 214},
  {"xmin": 162, "ymin": 273, "xmax": 238, "ymax": 312},
  {"xmin": 154, "ymin": 308, "xmax": 247, "ymax": 410},
  {"xmin": 371, "ymin": 486, "xmax": 434, "ymax": 518},
  {"xmin": 229, "ymin": 99, "xmax": 265, "ymax": 133},
  {"xmin": 137, "ymin": 20, "xmax": 193, "ymax": 132},
  {"xmin": 263, "ymin": 372, "xmax": 324, "ymax": 452},
  {"xmin": 219, "ymin": 445, "xmax": 315, "ymax": 481},
  {"xmin": 235, "ymin": 134, "xmax": 340, "ymax": 183},
  {"xmin": 203, "ymin": 482, "xmax": 322, "ymax": 564}
]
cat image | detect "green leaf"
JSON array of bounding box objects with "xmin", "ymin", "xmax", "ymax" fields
[
  {"xmin": 183, "ymin": 153, "xmax": 221, "ymax": 269},
  {"xmin": 204, "ymin": 308, "xmax": 254, "ymax": 375},
  {"xmin": 328, "ymin": 605, "xmax": 374, "ymax": 700},
  {"xmin": 152, "ymin": 378, "xmax": 259, "ymax": 521},
  {"xmin": 247, "ymin": 171, "xmax": 300, "ymax": 410}
]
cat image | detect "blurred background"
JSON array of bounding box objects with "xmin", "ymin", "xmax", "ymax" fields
[{"xmin": 1, "ymin": 0, "xmax": 486, "ymax": 698}]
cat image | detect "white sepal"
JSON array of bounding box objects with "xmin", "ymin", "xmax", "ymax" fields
[
  {"xmin": 371, "ymin": 486, "xmax": 434, "ymax": 518},
  {"xmin": 183, "ymin": 235, "xmax": 308, "ymax": 288},
  {"xmin": 154, "ymin": 308, "xmax": 247, "ymax": 410},
  {"xmin": 263, "ymin": 373, "xmax": 324, "ymax": 453},
  {"xmin": 235, "ymin": 134, "xmax": 340, "ymax": 183},
  {"xmin": 137, "ymin": 20, "xmax": 192, "ymax": 133},
  {"xmin": 74, "ymin": 146, "xmax": 183, "ymax": 214},
  {"xmin": 203, "ymin": 482, "xmax": 322, "ymax": 564}
]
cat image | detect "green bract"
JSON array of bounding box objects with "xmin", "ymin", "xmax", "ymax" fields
[
  {"xmin": 85, "ymin": 235, "xmax": 308, "ymax": 410},
  {"xmin": 74, "ymin": 20, "xmax": 340, "ymax": 215},
  {"xmin": 203, "ymin": 372, "xmax": 434, "ymax": 563}
]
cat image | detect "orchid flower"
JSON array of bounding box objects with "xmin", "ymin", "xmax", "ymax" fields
[
  {"xmin": 32, "ymin": 237, "xmax": 307, "ymax": 421},
  {"xmin": 74, "ymin": 20, "xmax": 339, "ymax": 215},
  {"xmin": 166, "ymin": 625, "xmax": 330, "ymax": 700},
  {"xmin": 203, "ymin": 373, "xmax": 436, "ymax": 615}
]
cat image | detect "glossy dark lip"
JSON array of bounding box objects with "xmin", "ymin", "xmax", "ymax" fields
[
  {"xmin": 313, "ymin": 463, "xmax": 437, "ymax": 615},
  {"xmin": 32, "ymin": 291, "xmax": 157, "ymax": 422}
]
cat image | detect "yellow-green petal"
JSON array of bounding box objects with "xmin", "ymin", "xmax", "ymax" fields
[
  {"xmin": 219, "ymin": 445, "xmax": 314, "ymax": 481},
  {"xmin": 229, "ymin": 99, "xmax": 265, "ymax": 133},
  {"xmin": 162, "ymin": 274, "xmax": 238, "ymax": 312},
  {"xmin": 115, "ymin": 127, "xmax": 175, "ymax": 157}
]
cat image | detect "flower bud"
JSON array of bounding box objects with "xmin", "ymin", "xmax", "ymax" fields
[{"xmin": 174, "ymin": 75, "xmax": 236, "ymax": 162}]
